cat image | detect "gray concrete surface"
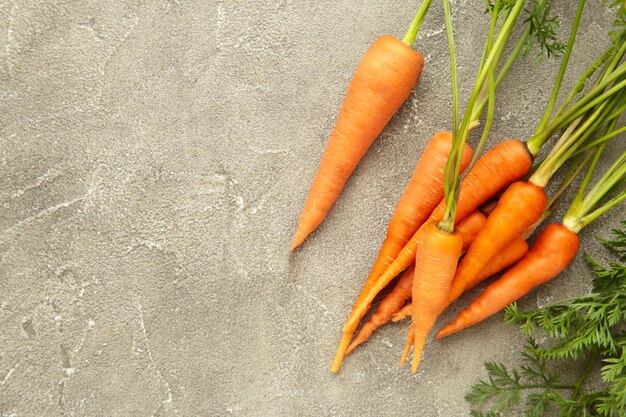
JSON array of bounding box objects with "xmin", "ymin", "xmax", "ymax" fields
[{"xmin": 0, "ymin": 1, "xmax": 623, "ymax": 416}]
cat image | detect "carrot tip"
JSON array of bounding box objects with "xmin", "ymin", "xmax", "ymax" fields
[
  {"xmin": 434, "ymin": 327, "xmax": 454, "ymax": 339},
  {"xmin": 331, "ymin": 336, "xmax": 351, "ymax": 373},
  {"xmin": 411, "ymin": 356, "xmax": 421, "ymax": 374},
  {"xmin": 290, "ymin": 230, "xmax": 307, "ymax": 251}
]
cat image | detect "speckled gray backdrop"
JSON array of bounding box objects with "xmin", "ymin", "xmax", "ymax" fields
[{"xmin": 0, "ymin": 1, "xmax": 622, "ymax": 416}]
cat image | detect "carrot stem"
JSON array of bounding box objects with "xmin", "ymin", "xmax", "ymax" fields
[
  {"xmin": 439, "ymin": 0, "xmax": 460, "ymax": 233},
  {"xmin": 402, "ymin": 0, "xmax": 434, "ymax": 46},
  {"xmin": 527, "ymin": 64, "xmax": 626, "ymax": 155},
  {"xmin": 533, "ymin": 0, "xmax": 586, "ymax": 135},
  {"xmin": 441, "ymin": 0, "xmax": 526, "ymax": 231},
  {"xmin": 574, "ymin": 125, "xmax": 626, "ymax": 156},
  {"xmin": 563, "ymin": 139, "xmax": 626, "ymax": 232}
]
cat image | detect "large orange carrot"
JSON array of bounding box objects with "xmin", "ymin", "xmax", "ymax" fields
[
  {"xmin": 346, "ymin": 209, "xmax": 485, "ymax": 355},
  {"xmin": 291, "ymin": 35, "xmax": 424, "ymax": 250},
  {"xmin": 436, "ymin": 224, "xmax": 579, "ymax": 338},
  {"xmin": 410, "ymin": 222, "xmax": 463, "ymax": 373},
  {"xmin": 446, "ymin": 181, "xmax": 548, "ymax": 304},
  {"xmin": 346, "ymin": 265, "xmax": 415, "ymax": 355},
  {"xmin": 331, "ymin": 139, "xmax": 531, "ymax": 372}
]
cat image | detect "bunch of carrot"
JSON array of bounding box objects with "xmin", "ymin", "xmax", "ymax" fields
[{"xmin": 290, "ymin": 0, "xmax": 626, "ymax": 374}]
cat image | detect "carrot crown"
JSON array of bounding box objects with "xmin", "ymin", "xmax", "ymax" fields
[
  {"xmin": 402, "ymin": 0, "xmax": 434, "ymax": 46},
  {"xmin": 563, "ymin": 140, "xmax": 626, "ymax": 234}
]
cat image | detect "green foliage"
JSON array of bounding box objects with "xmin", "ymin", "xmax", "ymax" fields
[
  {"xmin": 468, "ymin": 224, "xmax": 626, "ymax": 416},
  {"xmin": 522, "ymin": 0, "xmax": 566, "ymax": 59},
  {"xmin": 606, "ymin": 0, "xmax": 626, "ymax": 43},
  {"xmin": 599, "ymin": 221, "xmax": 626, "ymax": 262}
]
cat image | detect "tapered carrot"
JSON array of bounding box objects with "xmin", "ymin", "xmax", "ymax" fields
[
  {"xmin": 347, "ymin": 131, "xmax": 472, "ymax": 336},
  {"xmin": 346, "ymin": 209, "xmax": 485, "ymax": 355},
  {"xmin": 346, "ymin": 265, "xmax": 415, "ymax": 355},
  {"xmin": 291, "ymin": 35, "xmax": 425, "ymax": 251},
  {"xmin": 436, "ymin": 224, "xmax": 579, "ymax": 338},
  {"xmin": 410, "ymin": 222, "xmax": 464, "ymax": 372},
  {"xmin": 446, "ymin": 181, "xmax": 548, "ymax": 305},
  {"xmin": 350, "ymin": 141, "xmax": 531, "ymax": 322},
  {"xmin": 331, "ymin": 139, "xmax": 532, "ymax": 372}
]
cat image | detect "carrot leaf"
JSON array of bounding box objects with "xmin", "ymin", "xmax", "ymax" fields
[{"xmin": 522, "ymin": 0, "xmax": 566, "ymax": 60}]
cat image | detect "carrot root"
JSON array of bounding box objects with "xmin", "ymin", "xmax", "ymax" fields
[{"xmin": 293, "ymin": 35, "xmax": 424, "ymax": 251}]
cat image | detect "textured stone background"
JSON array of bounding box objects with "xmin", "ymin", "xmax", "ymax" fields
[{"xmin": 0, "ymin": 1, "xmax": 623, "ymax": 416}]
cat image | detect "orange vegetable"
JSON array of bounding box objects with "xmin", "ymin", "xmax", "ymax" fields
[
  {"xmin": 346, "ymin": 209, "xmax": 484, "ymax": 354},
  {"xmin": 457, "ymin": 210, "xmax": 488, "ymax": 251},
  {"xmin": 446, "ymin": 181, "xmax": 548, "ymax": 305},
  {"xmin": 346, "ymin": 265, "xmax": 415, "ymax": 355},
  {"xmin": 331, "ymin": 140, "xmax": 531, "ymax": 372},
  {"xmin": 392, "ymin": 238, "xmax": 529, "ymax": 323},
  {"xmin": 291, "ymin": 35, "xmax": 424, "ymax": 251},
  {"xmin": 436, "ymin": 223, "xmax": 580, "ymax": 338},
  {"xmin": 410, "ymin": 222, "xmax": 463, "ymax": 373},
  {"xmin": 392, "ymin": 303, "xmax": 413, "ymax": 323},
  {"xmin": 342, "ymin": 133, "xmax": 471, "ymax": 352}
]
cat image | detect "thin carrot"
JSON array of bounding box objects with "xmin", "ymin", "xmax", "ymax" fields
[
  {"xmin": 435, "ymin": 224, "xmax": 579, "ymax": 338},
  {"xmin": 346, "ymin": 265, "xmax": 415, "ymax": 355},
  {"xmin": 291, "ymin": 28, "xmax": 429, "ymax": 251},
  {"xmin": 347, "ymin": 131, "xmax": 472, "ymax": 331},
  {"xmin": 346, "ymin": 209, "xmax": 486, "ymax": 354},
  {"xmin": 410, "ymin": 222, "xmax": 464, "ymax": 372}
]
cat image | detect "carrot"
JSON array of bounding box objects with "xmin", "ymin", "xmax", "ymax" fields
[
  {"xmin": 391, "ymin": 237, "xmax": 528, "ymax": 323},
  {"xmin": 331, "ymin": 140, "xmax": 532, "ymax": 372},
  {"xmin": 435, "ymin": 224, "xmax": 579, "ymax": 338},
  {"xmin": 346, "ymin": 209, "xmax": 485, "ymax": 355},
  {"xmin": 346, "ymin": 265, "xmax": 415, "ymax": 355},
  {"xmin": 410, "ymin": 222, "xmax": 463, "ymax": 372},
  {"xmin": 445, "ymin": 236, "xmax": 531, "ymax": 307},
  {"xmin": 352, "ymin": 141, "xmax": 531, "ymax": 320},
  {"xmin": 445, "ymin": 181, "xmax": 548, "ymax": 306},
  {"xmin": 472, "ymin": 238, "xmax": 529, "ymax": 285},
  {"xmin": 347, "ymin": 131, "xmax": 472, "ymax": 335},
  {"xmin": 291, "ymin": 35, "xmax": 424, "ymax": 251}
]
